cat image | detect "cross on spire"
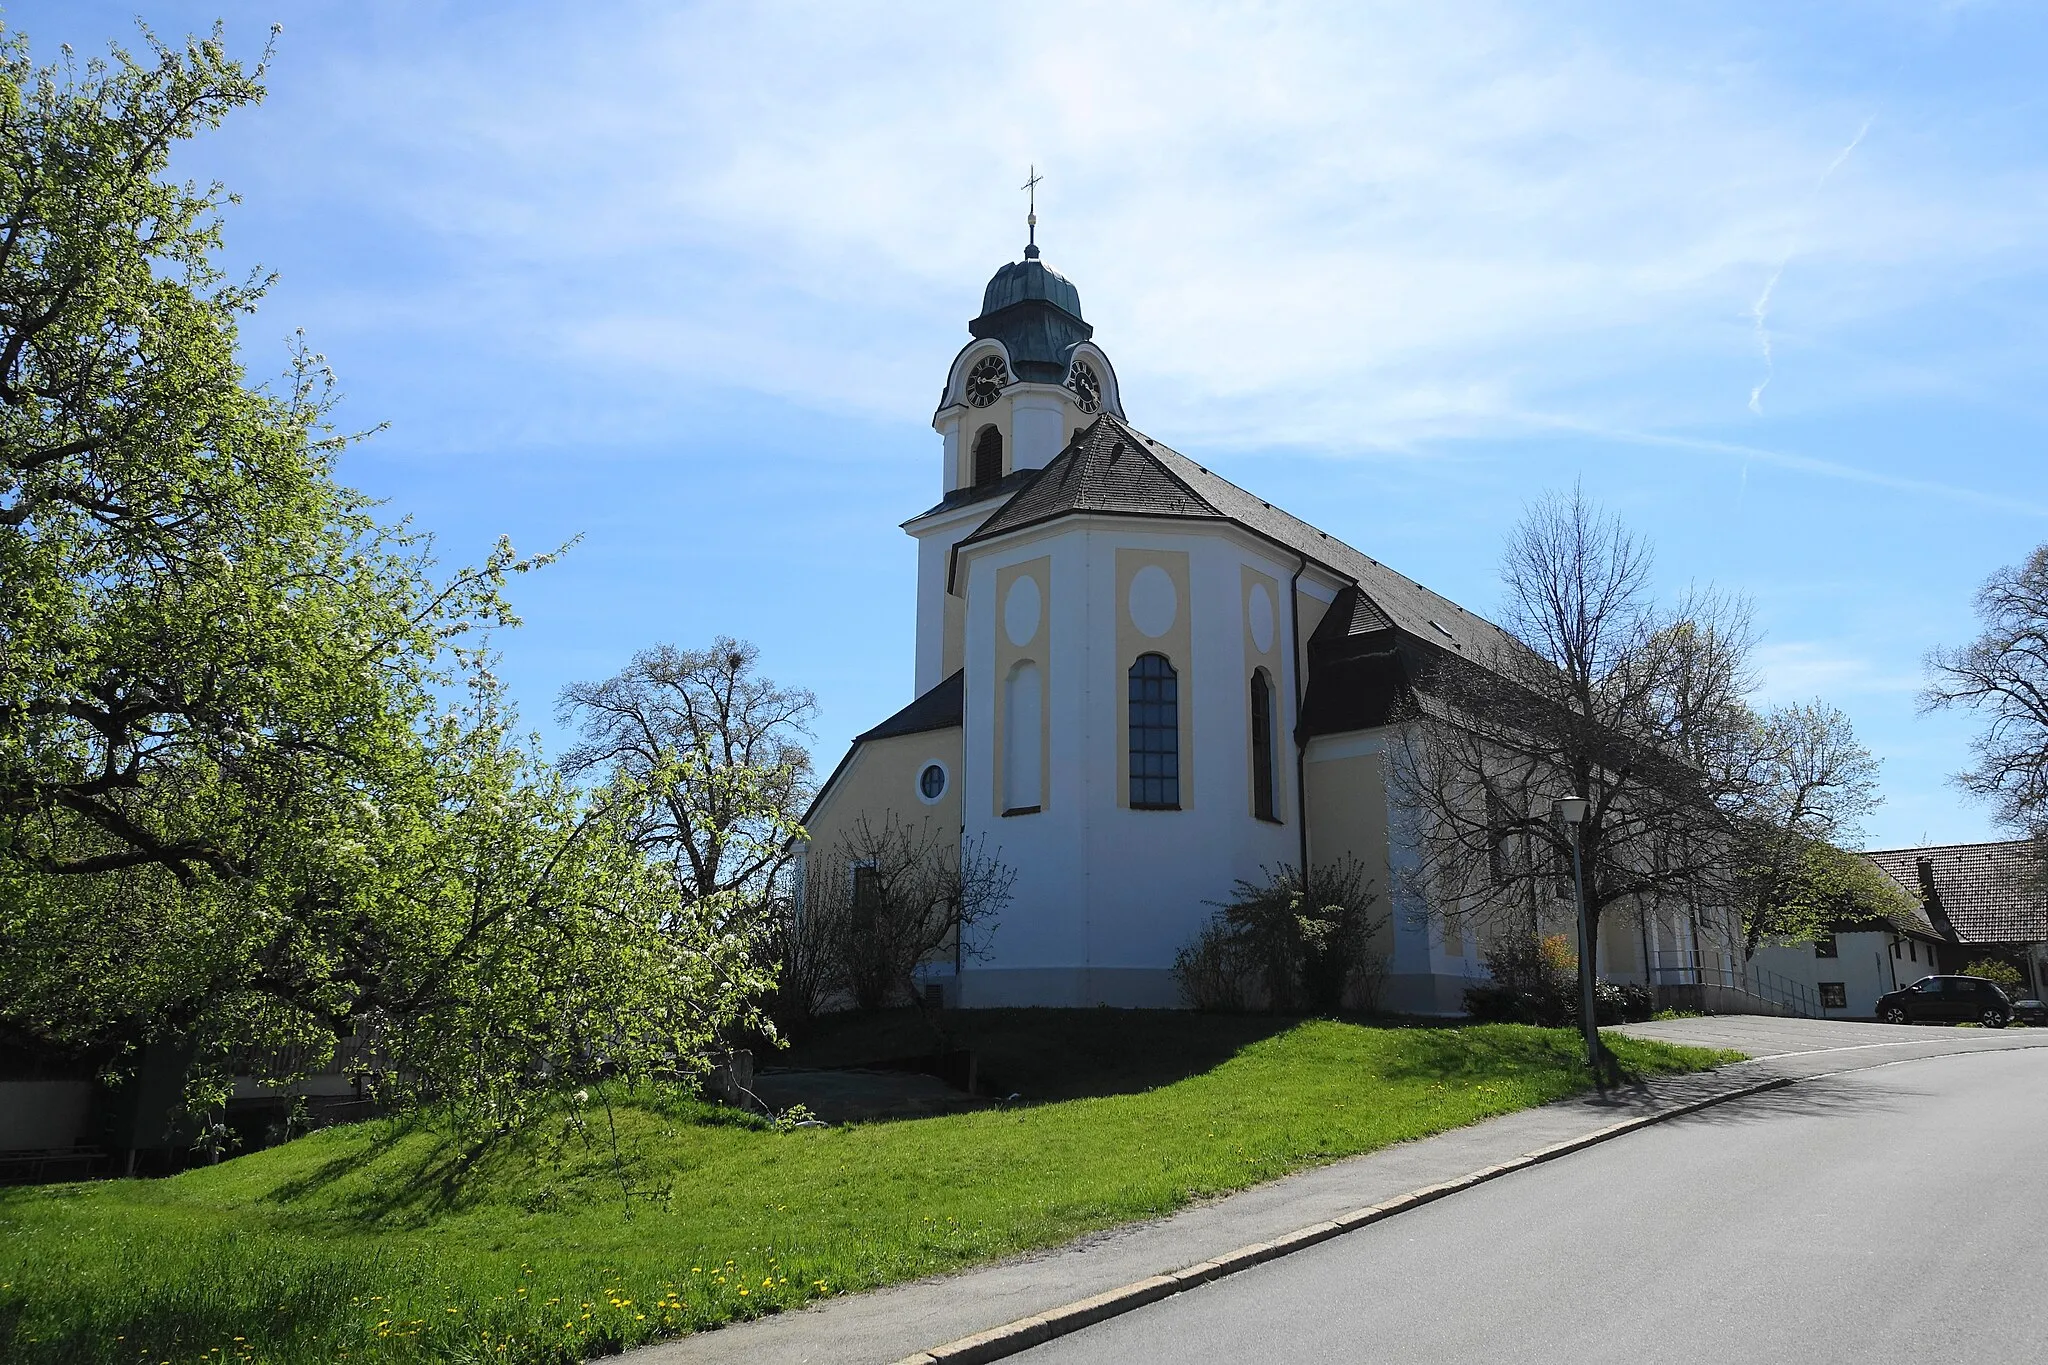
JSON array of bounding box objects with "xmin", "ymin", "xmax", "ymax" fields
[{"xmin": 1022, "ymin": 165, "xmax": 1042, "ymax": 259}]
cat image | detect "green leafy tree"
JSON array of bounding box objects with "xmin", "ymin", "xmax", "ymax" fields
[{"xmin": 0, "ymin": 24, "xmax": 775, "ymax": 1122}]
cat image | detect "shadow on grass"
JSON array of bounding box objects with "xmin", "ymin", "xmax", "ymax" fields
[
  {"xmin": 779, "ymin": 1007, "xmax": 1311, "ymax": 1103},
  {"xmin": 252, "ymin": 1084, "xmax": 771, "ymax": 1227}
]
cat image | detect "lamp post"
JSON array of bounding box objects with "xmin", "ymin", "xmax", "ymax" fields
[{"xmin": 1552, "ymin": 795, "xmax": 1603, "ymax": 1081}]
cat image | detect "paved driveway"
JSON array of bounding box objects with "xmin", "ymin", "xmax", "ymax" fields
[{"xmin": 1612, "ymin": 1013, "xmax": 2031, "ymax": 1056}]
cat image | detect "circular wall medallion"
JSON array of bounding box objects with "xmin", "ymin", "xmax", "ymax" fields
[
  {"xmin": 1128, "ymin": 564, "xmax": 1177, "ymax": 639},
  {"xmin": 1004, "ymin": 574, "xmax": 1042, "ymax": 648},
  {"xmin": 1249, "ymin": 583, "xmax": 1275, "ymax": 654},
  {"xmin": 917, "ymin": 762, "xmax": 948, "ymax": 803}
]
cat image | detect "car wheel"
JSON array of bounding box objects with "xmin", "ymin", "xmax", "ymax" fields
[
  {"xmin": 1982, "ymin": 1008, "xmax": 2009, "ymax": 1029},
  {"xmin": 1881, "ymin": 1006, "xmax": 1909, "ymax": 1025}
]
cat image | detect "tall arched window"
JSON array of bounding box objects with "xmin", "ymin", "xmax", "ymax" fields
[
  {"xmin": 1129, "ymin": 653, "xmax": 1180, "ymax": 809},
  {"xmin": 1250, "ymin": 668, "xmax": 1277, "ymax": 822},
  {"xmin": 972, "ymin": 425, "xmax": 1003, "ymax": 487},
  {"xmin": 1003, "ymin": 660, "xmax": 1042, "ymax": 814}
]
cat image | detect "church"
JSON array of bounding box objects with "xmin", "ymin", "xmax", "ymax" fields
[{"xmin": 800, "ymin": 229, "xmax": 1684, "ymax": 1015}]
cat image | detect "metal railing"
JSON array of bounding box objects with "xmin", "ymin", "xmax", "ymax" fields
[{"xmin": 1650, "ymin": 952, "xmax": 1818, "ymax": 1018}]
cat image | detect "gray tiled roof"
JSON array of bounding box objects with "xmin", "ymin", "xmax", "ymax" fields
[
  {"xmin": 1864, "ymin": 840, "xmax": 2048, "ymax": 945},
  {"xmin": 960, "ymin": 414, "xmax": 1522, "ymax": 660},
  {"xmin": 857, "ymin": 669, "xmax": 963, "ymax": 742},
  {"xmin": 959, "ymin": 417, "xmax": 1220, "ymax": 543}
]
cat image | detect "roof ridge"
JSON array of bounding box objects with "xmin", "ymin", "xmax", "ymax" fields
[{"xmin": 1865, "ymin": 840, "xmax": 2034, "ymax": 856}]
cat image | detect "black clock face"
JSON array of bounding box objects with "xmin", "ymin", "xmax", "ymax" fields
[
  {"xmin": 1067, "ymin": 360, "xmax": 1102, "ymax": 413},
  {"xmin": 965, "ymin": 355, "xmax": 1009, "ymax": 408}
]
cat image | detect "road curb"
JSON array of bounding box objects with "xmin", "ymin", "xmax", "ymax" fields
[{"xmin": 887, "ymin": 1072, "xmax": 1797, "ymax": 1365}]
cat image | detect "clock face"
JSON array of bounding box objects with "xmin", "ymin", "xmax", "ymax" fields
[
  {"xmin": 1066, "ymin": 360, "xmax": 1102, "ymax": 414},
  {"xmin": 965, "ymin": 355, "xmax": 1009, "ymax": 408}
]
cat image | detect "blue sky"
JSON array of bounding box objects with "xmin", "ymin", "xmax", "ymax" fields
[{"xmin": 16, "ymin": 1, "xmax": 2048, "ymax": 850}]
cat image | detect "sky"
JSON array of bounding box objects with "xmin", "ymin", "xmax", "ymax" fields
[{"xmin": 14, "ymin": 1, "xmax": 2048, "ymax": 851}]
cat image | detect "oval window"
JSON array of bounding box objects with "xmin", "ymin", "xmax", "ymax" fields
[{"xmin": 919, "ymin": 763, "xmax": 947, "ymax": 800}]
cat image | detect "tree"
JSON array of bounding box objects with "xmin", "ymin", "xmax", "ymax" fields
[
  {"xmin": 0, "ymin": 25, "xmax": 774, "ymax": 1123},
  {"xmin": 1731, "ymin": 702, "xmax": 1884, "ymax": 953},
  {"xmin": 558, "ymin": 639, "xmax": 816, "ymax": 907},
  {"xmin": 805, "ymin": 813, "xmax": 1012, "ymax": 1014},
  {"xmin": 1393, "ymin": 488, "xmax": 1755, "ymax": 982},
  {"xmin": 1393, "ymin": 488, "xmax": 1882, "ymax": 998},
  {"xmin": 1924, "ymin": 545, "xmax": 2048, "ymax": 844}
]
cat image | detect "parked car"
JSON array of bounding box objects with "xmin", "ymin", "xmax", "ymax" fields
[
  {"xmin": 2011, "ymin": 998, "xmax": 2048, "ymax": 1027},
  {"xmin": 1874, "ymin": 975, "xmax": 2012, "ymax": 1028}
]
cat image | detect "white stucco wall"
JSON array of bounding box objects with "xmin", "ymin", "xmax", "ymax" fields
[
  {"xmin": 1752, "ymin": 930, "xmax": 1910, "ymax": 1018},
  {"xmin": 955, "ymin": 520, "xmax": 1318, "ymax": 1006}
]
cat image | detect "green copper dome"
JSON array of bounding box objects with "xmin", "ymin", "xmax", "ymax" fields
[
  {"xmin": 978, "ymin": 257, "xmax": 1085, "ymax": 321},
  {"xmin": 970, "ymin": 256, "xmax": 1094, "ymax": 384}
]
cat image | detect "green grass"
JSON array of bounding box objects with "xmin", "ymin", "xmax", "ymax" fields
[{"xmin": 0, "ymin": 1019, "xmax": 1739, "ymax": 1365}]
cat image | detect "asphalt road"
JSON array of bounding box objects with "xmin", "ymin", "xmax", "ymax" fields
[{"xmin": 1017, "ymin": 1047, "xmax": 2048, "ymax": 1365}]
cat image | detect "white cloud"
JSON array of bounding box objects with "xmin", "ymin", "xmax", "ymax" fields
[
  {"xmin": 253, "ymin": 1, "xmax": 2047, "ymax": 464},
  {"xmin": 1752, "ymin": 641, "xmax": 1923, "ymax": 705}
]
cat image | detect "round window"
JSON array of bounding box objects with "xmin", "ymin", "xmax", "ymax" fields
[{"xmin": 919, "ymin": 763, "xmax": 947, "ymax": 801}]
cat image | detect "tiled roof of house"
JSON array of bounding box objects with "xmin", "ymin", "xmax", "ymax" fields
[
  {"xmin": 959, "ymin": 414, "xmax": 1522, "ymax": 660},
  {"xmin": 1864, "ymin": 840, "xmax": 2048, "ymax": 945}
]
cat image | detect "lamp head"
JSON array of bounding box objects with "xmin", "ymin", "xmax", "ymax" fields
[{"xmin": 1553, "ymin": 796, "xmax": 1590, "ymax": 826}]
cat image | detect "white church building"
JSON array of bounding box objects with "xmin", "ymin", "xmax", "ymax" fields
[{"xmin": 801, "ymin": 236, "xmax": 1717, "ymax": 1015}]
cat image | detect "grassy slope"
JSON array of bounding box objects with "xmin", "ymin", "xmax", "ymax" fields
[{"xmin": 0, "ymin": 1020, "xmax": 1738, "ymax": 1365}]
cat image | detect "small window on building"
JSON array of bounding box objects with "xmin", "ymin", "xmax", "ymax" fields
[
  {"xmin": 1819, "ymin": 982, "xmax": 1848, "ymax": 1010},
  {"xmin": 1910, "ymin": 941, "xmax": 1918, "ymax": 962},
  {"xmin": 1814, "ymin": 936, "xmax": 1838, "ymax": 959},
  {"xmin": 852, "ymin": 864, "xmax": 881, "ymax": 922},
  {"xmin": 1551, "ymin": 832, "xmax": 1574, "ymax": 901},
  {"xmin": 919, "ymin": 763, "xmax": 947, "ymax": 801},
  {"xmin": 1129, "ymin": 652, "xmax": 1180, "ymax": 809},
  {"xmin": 1486, "ymin": 791, "xmax": 1511, "ymax": 885},
  {"xmin": 1249, "ymin": 669, "xmax": 1277, "ymax": 822},
  {"xmin": 972, "ymin": 425, "xmax": 1003, "ymax": 486},
  {"xmin": 1891, "ymin": 940, "xmax": 1901, "ymax": 959}
]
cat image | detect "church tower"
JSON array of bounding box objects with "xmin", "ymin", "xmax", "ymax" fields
[{"xmin": 906, "ymin": 235, "xmax": 1123, "ymax": 694}]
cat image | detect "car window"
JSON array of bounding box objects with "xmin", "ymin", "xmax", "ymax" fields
[
  {"xmin": 1951, "ymin": 979, "xmax": 1980, "ymax": 996},
  {"xmin": 1912, "ymin": 978, "xmax": 1939, "ymax": 992}
]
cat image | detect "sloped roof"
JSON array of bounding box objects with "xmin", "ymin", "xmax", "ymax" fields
[
  {"xmin": 1864, "ymin": 840, "xmax": 2048, "ymax": 945},
  {"xmin": 958, "ymin": 414, "xmax": 1522, "ymax": 661},
  {"xmin": 801, "ymin": 671, "xmax": 963, "ymax": 832},
  {"xmin": 960, "ymin": 416, "xmax": 1220, "ymax": 543},
  {"xmin": 857, "ymin": 669, "xmax": 963, "ymax": 742}
]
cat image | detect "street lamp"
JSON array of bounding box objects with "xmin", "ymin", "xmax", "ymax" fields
[{"xmin": 1552, "ymin": 796, "xmax": 1603, "ymax": 1081}]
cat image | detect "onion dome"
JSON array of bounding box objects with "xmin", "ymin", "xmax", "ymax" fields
[{"xmin": 968, "ymin": 256, "xmax": 1093, "ymax": 384}]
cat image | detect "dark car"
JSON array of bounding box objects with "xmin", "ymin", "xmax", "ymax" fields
[
  {"xmin": 2012, "ymin": 998, "xmax": 2048, "ymax": 1027},
  {"xmin": 1875, "ymin": 975, "xmax": 2012, "ymax": 1028}
]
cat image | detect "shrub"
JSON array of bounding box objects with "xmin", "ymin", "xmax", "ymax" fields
[
  {"xmin": 1173, "ymin": 860, "xmax": 1383, "ymax": 1014},
  {"xmin": 1963, "ymin": 958, "xmax": 2025, "ymax": 997},
  {"xmin": 1463, "ymin": 935, "xmax": 1652, "ymax": 1025}
]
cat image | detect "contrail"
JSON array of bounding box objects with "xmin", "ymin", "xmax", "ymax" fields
[{"xmin": 1750, "ymin": 118, "xmax": 1871, "ymax": 415}]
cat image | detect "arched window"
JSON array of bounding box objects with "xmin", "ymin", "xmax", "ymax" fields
[
  {"xmin": 1129, "ymin": 653, "xmax": 1180, "ymax": 809},
  {"xmin": 1250, "ymin": 669, "xmax": 1277, "ymax": 822},
  {"xmin": 1003, "ymin": 660, "xmax": 1042, "ymax": 813},
  {"xmin": 972, "ymin": 425, "xmax": 1003, "ymax": 487}
]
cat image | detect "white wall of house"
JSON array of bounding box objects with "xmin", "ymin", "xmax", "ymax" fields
[{"xmin": 1752, "ymin": 930, "xmax": 1912, "ymax": 1018}]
